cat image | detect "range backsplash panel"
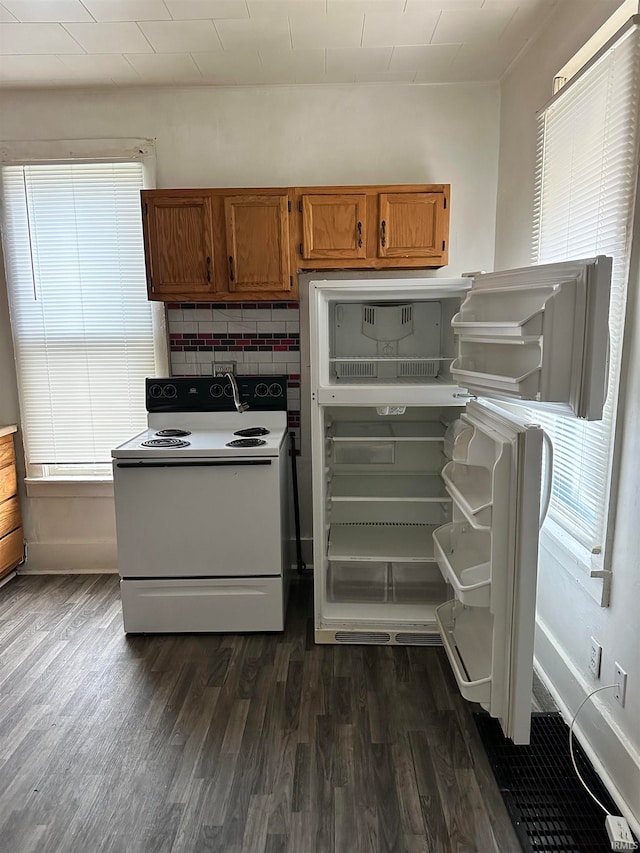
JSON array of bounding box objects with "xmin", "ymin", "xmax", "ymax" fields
[{"xmin": 167, "ymin": 302, "xmax": 301, "ymax": 444}]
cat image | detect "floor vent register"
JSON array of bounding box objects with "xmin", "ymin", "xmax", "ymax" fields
[{"xmin": 474, "ymin": 711, "xmax": 638, "ymax": 853}]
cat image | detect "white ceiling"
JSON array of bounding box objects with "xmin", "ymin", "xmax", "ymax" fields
[{"xmin": 0, "ymin": 0, "xmax": 560, "ymax": 88}]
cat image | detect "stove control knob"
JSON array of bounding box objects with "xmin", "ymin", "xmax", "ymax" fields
[
  {"xmin": 148, "ymin": 383, "xmax": 163, "ymax": 399},
  {"xmin": 255, "ymin": 383, "xmax": 269, "ymax": 397},
  {"xmin": 163, "ymin": 384, "xmax": 177, "ymax": 399},
  {"xmin": 268, "ymin": 383, "xmax": 283, "ymax": 397},
  {"xmin": 209, "ymin": 383, "xmax": 223, "ymax": 398},
  {"xmin": 223, "ymin": 384, "xmax": 233, "ymax": 397}
]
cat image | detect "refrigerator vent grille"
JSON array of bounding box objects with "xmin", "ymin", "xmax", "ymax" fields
[
  {"xmin": 398, "ymin": 359, "xmax": 439, "ymax": 378},
  {"xmin": 395, "ymin": 633, "xmax": 443, "ymax": 646},
  {"xmin": 335, "ymin": 631, "xmax": 391, "ymax": 644},
  {"xmin": 363, "ymin": 306, "xmax": 376, "ymax": 325},
  {"xmin": 335, "ymin": 360, "xmax": 377, "ymax": 378}
]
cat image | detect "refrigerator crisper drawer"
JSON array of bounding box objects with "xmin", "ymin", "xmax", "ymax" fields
[
  {"xmin": 327, "ymin": 560, "xmax": 447, "ymax": 604},
  {"xmin": 435, "ymin": 599, "xmax": 492, "ymax": 704},
  {"xmin": 120, "ymin": 578, "xmax": 285, "ymax": 633}
]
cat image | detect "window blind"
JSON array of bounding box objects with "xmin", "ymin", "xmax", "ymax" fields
[
  {"xmin": 531, "ymin": 23, "xmax": 640, "ymax": 552},
  {"xmin": 1, "ymin": 161, "xmax": 158, "ymax": 467}
]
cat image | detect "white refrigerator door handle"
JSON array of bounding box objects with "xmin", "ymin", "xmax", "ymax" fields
[{"xmin": 539, "ymin": 430, "xmax": 554, "ymax": 529}]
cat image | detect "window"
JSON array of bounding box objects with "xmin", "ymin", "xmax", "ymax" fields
[
  {"xmin": 531, "ymin": 19, "xmax": 640, "ymax": 587},
  {"xmin": 1, "ymin": 155, "xmax": 165, "ymax": 478}
]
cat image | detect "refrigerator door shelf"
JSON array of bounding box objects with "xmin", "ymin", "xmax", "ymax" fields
[
  {"xmin": 433, "ymin": 523, "xmax": 491, "ymax": 607},
  {"xmin": 435, "ymin": 599, "xmax": 492, "ymax": 705},
  {"xmin": 441, "ymin": 461, "xmax": 492, "ymax": 530},
  {"xmin": 451, "ymin": 358, "xmax": 541, "ymax": 399}
]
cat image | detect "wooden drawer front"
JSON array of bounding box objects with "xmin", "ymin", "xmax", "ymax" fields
[
  {"xmin": 0, "ymin": 460, "xmax": 17, "ymax": 505},
  {"xmin": 0, "ymin": 434, "xmax": 16, "ymax": 471},
  {"xmin": 0, "ymin": 527, "xmax": 23, "ymax": 577},
  {"xmin": 0, "ymin": 496, "xmax": 21, "ymax": 539}
]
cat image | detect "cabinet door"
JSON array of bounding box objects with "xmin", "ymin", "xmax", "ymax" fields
[
  {"xmin": 378, "ymin": 192, "xmax": 447, "ymax": 260},
  {"xmin": 143, "ymin": 195, "xmax": 215, "ymax": 298},
  {"xmin": 224, "ymin": 195, "xmax": 291, "ymax": 294},
  {"xmin": 302, "ymin": 194, "xmax": 367, "ymax": 260}
]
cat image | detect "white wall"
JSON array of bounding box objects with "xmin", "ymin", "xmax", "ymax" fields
[
  {"xmin": 495, "ymin": 0, "xmax": 640, "ymax": 830},
  {"xmin": 0, "ymin": 81, "xmax": 501, "ymax": 571}
]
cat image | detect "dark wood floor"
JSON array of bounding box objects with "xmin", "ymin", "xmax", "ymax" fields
[{"xmin": 0, "ymin": 574, "xmax": 522, "ymax": 853}]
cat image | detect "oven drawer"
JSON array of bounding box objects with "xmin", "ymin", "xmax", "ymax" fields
[
  {"xmin": 113, "ymin": 454, "xmax": 285, "ymax": 578},
  {"xmin": 120, "ymin": 577, "xmax": 285, "ymax": 633}
]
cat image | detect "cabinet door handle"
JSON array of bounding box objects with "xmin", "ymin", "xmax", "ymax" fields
[
  {"xmin": 206, "ymin": 256, "xmax": 211, "ymax": 283},
  {"xmin": 228, "ymin": 256, "xmax": 235, "ymax": 282},
  {"xmin": 357, "ymin": 221, "xmax": 362, "ymax": 248},
  {"xmin": 381, "ymin": 220, "xmax": 386, "ymax": 248}
]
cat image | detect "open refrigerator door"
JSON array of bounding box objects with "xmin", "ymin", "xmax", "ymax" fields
[
  {"xmin": 434, "ymin": 400, "xmax": 544, "ymax": 744},
  {"xmin": 450, "ymin": 256, "xmax": 611, "ymax": 420}
]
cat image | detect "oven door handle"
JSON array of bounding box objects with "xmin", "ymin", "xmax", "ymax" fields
[{"xmin": 115, "ymin": 459, "xmax": 272, "ymax": 469}]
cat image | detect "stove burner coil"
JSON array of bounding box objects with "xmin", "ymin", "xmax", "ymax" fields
[
  {"xmin": 155, "ymin": 429, "xmax": 191, "ymax": 437},
  {"xmin": 141, "ymin": 438, "xmax": 191, "ymax": 448},
  {"xmin": 226, "ymin": 438, "xmax": 267, "ymax": 448},
  {"xmin": 233, "ymin": 427, "xmax": 270, "ymax": 437}
]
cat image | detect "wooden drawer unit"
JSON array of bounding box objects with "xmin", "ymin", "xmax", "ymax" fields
[{"xmin": 0, "ymin": 431, "xmax": 23, "ymax": 579}]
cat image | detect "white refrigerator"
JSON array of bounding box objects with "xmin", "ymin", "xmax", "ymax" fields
[{"xmin": 308, "ymin": 256, "xmax": 611, "ymax": 743}]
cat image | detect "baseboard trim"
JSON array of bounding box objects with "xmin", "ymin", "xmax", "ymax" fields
[
  {"xmin": 535, "ymin": 617, "xmax": 640, "ymax": 837},
  {"xmin": 20, "ymin": 542, "xmax": 118, "ymax": 574}
]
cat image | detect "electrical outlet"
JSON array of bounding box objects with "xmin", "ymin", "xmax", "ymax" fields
[
  {"xmin": 614, "ymin": 663, "xmax": 627, "ymax": 706},
  {"xmin": 589, "ymin": 638, "xmax": 602, "ymax": 678},
  {"xmin": 212, "ymin": 361, "xmax": 236, "ymax": 376}
]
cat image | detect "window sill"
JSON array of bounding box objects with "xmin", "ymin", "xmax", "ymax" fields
[
  {"xmin": 25, "ymin": 477, "xmax": 114, "ymax": 498},
  {"xmin": 539, "ymin": 518, "xmax": 605, "ymax": 605}
]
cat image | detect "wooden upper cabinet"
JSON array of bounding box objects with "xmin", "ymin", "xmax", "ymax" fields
[
  {"xmin": 294, "ymin": 185, "xmax": 449, "ymax": 270},
  {"xmin": 143, "ymin": 195, "xmax": 215, "ymax": 299},
  {"xmin": 378, "ymin": 192, "xmax": 448, "ymax": 260},
  {"xmin": 301, "ymin": 194, "xmax": 367, "ymax": 260},
  {"xmin": 223, "ymin": 194, "xmax": 291, "ymax": 294},
  {"xmin": 139, "ymin": 184, "xmax": 450, "ymax": 301}
]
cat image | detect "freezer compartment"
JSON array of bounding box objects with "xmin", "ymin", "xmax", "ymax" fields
[
  {"xmin": 433, "ymin": 523, "xmax": 491, "ymax": 606},
  {"xmin": 328, "ymin": 298, "xmax": 459, "ymax": 385},
  {"xmin": 435, "ymin": 599, "xmax": 492, "ymax": 704},
  {"xmin": 327, "ymin": 560, "xmax": 448, "ymax": 605}
]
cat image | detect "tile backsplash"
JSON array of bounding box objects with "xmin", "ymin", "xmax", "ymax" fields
[{"xmin": 168, "ymin": 301, "xmax": 301, "ymax": 443}]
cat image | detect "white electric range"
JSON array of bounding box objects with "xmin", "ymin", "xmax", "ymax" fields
[{"xmin": 112, "ymin": 375, "xmax": 291, "ymax": 634}]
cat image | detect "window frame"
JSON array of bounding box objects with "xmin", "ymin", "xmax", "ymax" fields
[
  {"xmin": 0, "ymin": 138, "xmax": 168, "ymax": 490},
  {"xmin": 532, "ymin": 17, "xmax": 640, "ymax": 606}
]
